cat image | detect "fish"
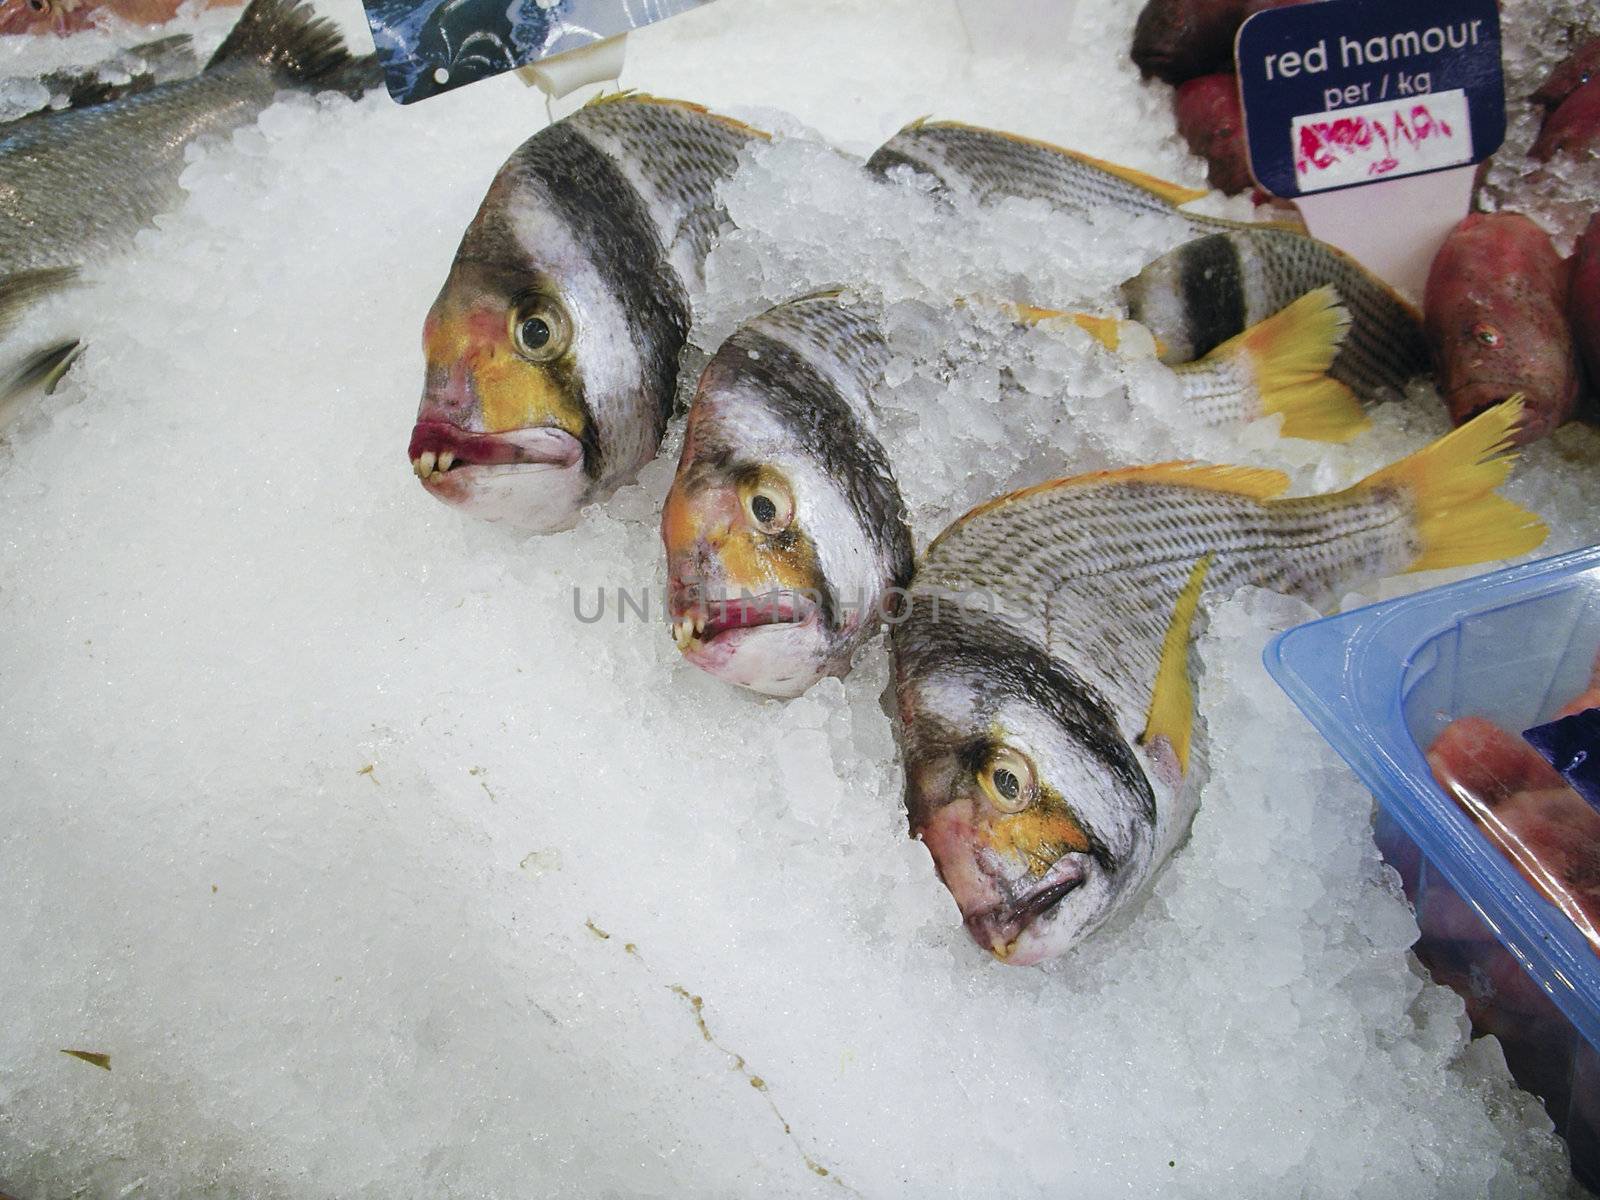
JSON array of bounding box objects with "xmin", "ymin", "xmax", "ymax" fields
[
  {"xmin": 1532, "ymin": 76, "xmax": 1600, "ymax": 162},
  {"xmin": 1130, "ymin": 0, "xmax": 1306, "ymax": 85},
  {"xmin": 1532, "ymin": 39, "xmax": 1600, "ymax": 114},
  {"xmin": 865, "ymin": 119, "xmax": 1430, "ymax": 399},
  {"xmin": 1571, "ymin": 213, "xmax": 1600, "ymax": 395},
  {"xmin": 1424, "ymin": 213, "xmax": 1579, "ymax": 444},
  {"xmin": 890, "ymin": 399, "xmax": 1544, "ymax": 965},
  {"xmin": 409, "ymin": 93, "xmax": 768, "ymax": 531},
  {"xmin": 0, "ymin": 0, "xmax": 376, "ymax": 339},
  {"xmin": 0, "ymin": 0, "xmax": 235, "ymax": 35},
  {"xmin": 1172, "ymin": 73, "xmax": 1252, "ymax": 196},
  {"xmin": 663, "ymin": 286, "xmax": 1361, "ymax": 698}
]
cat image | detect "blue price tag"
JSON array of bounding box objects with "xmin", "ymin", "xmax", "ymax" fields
[
  {"xmin": 1236, "ymin": 0, "xmax": 1505, "ymax": 198},
  {"xmin": 1524, "ymin": 709, "xmax": 1600, "ymax": 813}
]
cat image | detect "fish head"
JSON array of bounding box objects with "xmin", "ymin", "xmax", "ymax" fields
[
  {"xmin": 411, "ymin": 160, "xmax": 670, "ymax": 531},
  {"xmin": 660, "ymin": 356, "xmax": 904, "ymax": 698},
  {"xmin": 893, "ymin": 610, "xmax": 1156, "ymax": 966},
  {"xmin": 1436, "ymin": 313, "xmax": 1573, "ymax": 443}
]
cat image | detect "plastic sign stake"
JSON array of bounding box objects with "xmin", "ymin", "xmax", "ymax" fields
[{"xmin": 1236, "ymin": 0, "xmax": 1505, "ymax": 300}]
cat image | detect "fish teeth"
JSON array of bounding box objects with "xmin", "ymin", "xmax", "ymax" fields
[
  {"xmin": 416, "ymin": 451, "xmax": 437, "ymax": 479},
  {"xmin": 672, "ymin": 616, "xmax": 699, "ymax": 652},
  {"xmin": 437, "ymin": 450, "xmax": 455, "ymax": 473}
]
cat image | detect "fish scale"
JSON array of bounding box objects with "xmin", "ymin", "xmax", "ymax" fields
[
  {"xmin": 919, "ymin": 477, "xmax": 1416, "ymax": 724},
  {"xmin": 567, "ymin": 98, "xmax": 761, "ymax": 289}
]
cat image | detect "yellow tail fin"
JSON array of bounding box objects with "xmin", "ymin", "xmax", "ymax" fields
[
  {"xmin": 1207, "ymin": 287, "xmax": 1368, "ymax": 442},
  {"xmin": 1358, "ymin": 398, "xmax": 1547, "ymax": 572}
]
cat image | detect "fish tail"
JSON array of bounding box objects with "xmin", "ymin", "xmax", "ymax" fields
[
  {"xmin": 207, "ymin": 0, "xmax": 378, "ymax": 96},
  {"xmin": 0, "ymin": 267, "xmax": 78, "ymax": 337},
  {"xmin": 1203, "ymin": 287, "xmax": 1368, "ymax": 442},
  {"xmin": 1356, "ymin": 398, "xmax": 1547, "ymax": 572}
]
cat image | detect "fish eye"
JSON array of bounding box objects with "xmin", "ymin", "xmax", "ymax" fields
[
  {"xmin": 27, "ymin": 0, "xmax": 49, "ymax": 11},
  {"xmin": 1471, "ymin": 322, "xmax": 1502, "ymax": 348},
  {"xmin": 509, "ymin": 294, "xmax": 572, "ymax": 363},
  {"xmin": 978, "ymin": 746, "xmax": 1037, "ymax": 814},
  {"xmin": 740, "ymin": 475, "xmax": 794, "ymax": 535}
]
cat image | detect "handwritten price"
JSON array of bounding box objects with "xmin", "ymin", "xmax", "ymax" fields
[{"xmin": 1291, "ymin": 88, "xmax": 1472, "ymax": 191}]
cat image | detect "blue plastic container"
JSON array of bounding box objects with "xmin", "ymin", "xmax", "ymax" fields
[{"xmin": 1266, "ymin": 544, "xmax": 1600, "ymax": 1187}]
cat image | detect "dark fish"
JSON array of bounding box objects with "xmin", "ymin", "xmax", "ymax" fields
[
  {"xmin": 1532, "ymin": 76, "xmax": 1600, "ymax": 162},
  {"xmin": 1571, "ymin": 213, "xmax": 1600, "ymax": 395},
  {"xmin": 1424, "ymin": 212, "xmax": 1579, "ymax": 443},
  {"xmin": 1532, "ymin": 38, "xmax": 1600, "ymax": 113},
  {"xmin": 1131, "ymin": 0, "xmax": 1306, "ymax": 86},
  {"xmin": 1173, "ymin": 73, "xmax": 1252, "ymax": 196}
]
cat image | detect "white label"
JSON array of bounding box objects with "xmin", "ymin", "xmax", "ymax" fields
[{"xmin": 1291, "ymin": 87, "xmax": 1472, "ymax": 192}]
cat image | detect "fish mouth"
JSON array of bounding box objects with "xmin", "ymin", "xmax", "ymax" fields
[
  {"xmin": 408, "ymin": 420, "xmax": 583, "ymax": 484},
  {"xmin": 669, "ymin": 591, "xmax": 820, "ymax": 653},
  {"xmin": 963, "ymin": 860, "xmax": 1086, "ymax": 964}
]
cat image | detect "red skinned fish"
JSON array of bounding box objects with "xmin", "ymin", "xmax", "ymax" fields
[
  {"xmin": 1532, "ymin": 39, "xmax": 1600, "ymax": 113},
  {"xmin": 0, "ymin": 0, "xmax": 238, "ymax": 34},
  {"xmin": 1570, "ymin": 214, "xmax": 1600, "ymax": 393},
  {"xmin": 1532, "ymin": 77, "xmax": 1600, "ymax": 162},
  {"xmin": 1131, "ymin": 0, "xmax": 1306, "ymax": 85},
  {"xmin": 1423, "ymin": 213, "xmax": 1580, "ymax": 443},
  {"xmin": 1173, "ymin": 73, "xmax": 1253, "ymax": 194}
]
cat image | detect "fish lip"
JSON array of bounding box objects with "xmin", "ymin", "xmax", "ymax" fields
[
  {"xmin": 963, "ymin": 860, "xmax": 1085, "ymax": 962},
  {"xmin": 673, "ymin": 591, "xmax": 820, "ymax": 648},
  {"xmin": 408, "ymin": 421, "xmax": 583, "ymax": 470}
]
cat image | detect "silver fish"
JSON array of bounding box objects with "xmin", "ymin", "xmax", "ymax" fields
[
  {"xmin": 664, "ymin": 286, "xmax": 1361, "ymax": 698},
  {"xmin": 0, "ymin": 0, "xmax": 375, "ymax": 338},
  {"xmin": 891, "ymin": 400, "xmax": 1543, "ymax": 965},
  {"xmin": 866, "ymin": 120, "xmax": 1430, "ymax": 399},
  {"xmin": 408, "ymin": 94, "xmax": 769, "ymax": 532}
]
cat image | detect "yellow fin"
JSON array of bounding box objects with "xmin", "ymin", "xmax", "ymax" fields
[
  {"xmin": 920, "ymin": 121, "xmax": 1208, "ymax": 207},
  {"xmin": 1205, "ymin": 286, "xmax": 1369, "ymax": 443},
  {"xmin": 1357, "ymin": 398, "xmax": 1547, "ymax": 572},
  {"xmin": 1137, "ymin": 553, "xmax": 1214, "ymax": 774},
  {"xmin": 582, "ymin": 91, "xmax": 772, "ymax": 140},
  {"xmin": 1006, "ymin": 303, "xmax": 1126, "ymax": 352}
]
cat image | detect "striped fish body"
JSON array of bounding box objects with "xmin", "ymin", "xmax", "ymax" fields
[
  {"xmin": 410, "ymin": 96, "xmax": 766, "ymax": 531},
  {"xmin": 662, "ymin": 292, "xmax": 913, "ymax": 697},
  {"xmin": 867, "ymin": 120, "xmax": 1428, "ymax": 399},
  {"xmin": 891, "ymin": 403, "xmax": 1542, "ymax": 965},
  {"xmin": 1122, "ymin": 229, "xmax": 1431, "ymax": 398}
]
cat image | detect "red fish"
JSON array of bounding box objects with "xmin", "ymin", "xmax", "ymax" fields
[
  {"xmin": 1131, "ymin": 0, "xmax": 1306, "ymax": 86},
  {"xmin": 1570, "ymin": 215, "xmax": 1600, "ymax": 397},
  {"xmin": 1423, "ymin": 212, "xmax": 1580, "ymax": 443},
  {"xmin": 1173, "ymin": 73, "xmax": 1253, "ymax": 194},
  {"xmin": 1533, "ymin": 76, "xmax": 1600, "ymax": 162},
  {"xmin": 0, "ymin": 0, "xmax": 236, "ymax": 35},
  {"xmin": 1532, "ymin": 38, "xmax": 1600, "ymax": 113}
]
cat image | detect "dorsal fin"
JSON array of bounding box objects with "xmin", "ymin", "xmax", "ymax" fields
[
  {"xmin": 917, "ymin": 120, "xmax": 1209, "ymax": 207},
  {"xmin": 583, "ymin": 90, "xmax": 772, "ymax": 141},
  {"xmin": 930, "ymin": 462, "xmax": 1290, "ymax": 557}
]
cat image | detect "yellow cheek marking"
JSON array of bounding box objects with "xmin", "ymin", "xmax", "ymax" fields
[
  {"xmin": 982, "ymin": 803, "xmax": 1091, "ymax": 875},
  {"xmin": 661, "ymin": 480, "xmax": 700, "ymax": 553},
  {"xmin": 425, "ymin": 309, "xmax": 586, "ymax": 437},
  {"xmin": 714, "ymin": 529, "xmax": 819, "ymax": 594}
]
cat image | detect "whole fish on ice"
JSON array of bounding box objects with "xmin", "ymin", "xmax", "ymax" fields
[
  {"xmin": 409, "ymin": 94, "xmax": 768, "ymax": 532},
  {"xmin": 0, "ymin": 0, "xmax": 376, "ymax": 344},
  {"xmin": 663, "ymin": 285, "xmax": 1359, "ymax": 698},
  {"xmin": 866, "ymin": 119, "xmax": 1430, "ymax": 399},
  {"xmin": 891, "ymin": 401, "xmax": 1544, "ymax": 965}
]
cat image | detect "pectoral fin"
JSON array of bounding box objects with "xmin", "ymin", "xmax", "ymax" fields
[{"xmin": 1137, "ymin": 553, "xmax": 1214, "ymax": 775}]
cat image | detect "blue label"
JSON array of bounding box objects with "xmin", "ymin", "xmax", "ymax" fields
[
  {"xmin": 1524, "ymin": 708, "xmax": 1600, "ymax": 813},
  {"xmin": 1236, "ymin": 0, "xmax": 1505, "ymax": 198},
  {"xmin": 364, "ymin": 0, "xmax": 716, "ymax": 104}
]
